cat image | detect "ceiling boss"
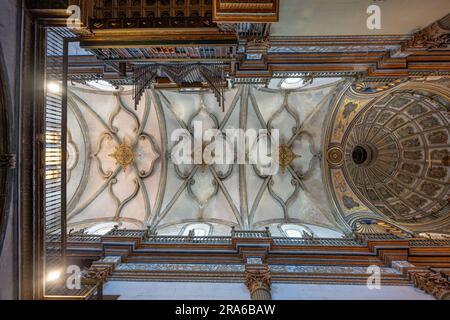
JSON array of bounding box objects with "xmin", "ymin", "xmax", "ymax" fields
[
  {"xmin": 109, "ymin": 140, "xmax": 138, "ymax": 172},
  {"xmin": 276, "ymin": 144, "xmax": 300, "ymax": 173}
]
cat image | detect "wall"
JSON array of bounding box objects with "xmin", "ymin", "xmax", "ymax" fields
[
  {"xmin": 0, "ymin": 0, "xmax": 20, "ymax": 300},
  {"xmin": 272, "ymin": 283, "xmax": 434, "ymax": 300},
  {"xmin": 104, "ymin": 281, "xmax": 250, "ymax": 300},
  {"xmin": 103, "ymin": 281, "xmax": 433, "ymax": 300}
]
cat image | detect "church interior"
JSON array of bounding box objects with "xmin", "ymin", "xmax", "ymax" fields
[{"xmin": 0, "ymin": 0, "xmax": 450, "ymax": 301}]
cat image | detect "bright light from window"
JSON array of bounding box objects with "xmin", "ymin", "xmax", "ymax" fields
[
  {"xmin": 192, "ymin": 229, "xmax": 206, "ymax": 236},
  {"xmin": 46, "ymin": 270, "xmax": 61, "ymax": 282},
  {"xmin": 87, "ymin": 80, "xmax": 118, "ymax": 91},
  {"xmin": 284, "ymin": 78, "xmax": 303, "ymax": 85},
  {"xmin": 183, "ymin": 223, "xmax": 210, "ymax": 236},
  {"xmin": 47, "ymin": 82, "xmax": 61, "ymax": 94},
  {"xmin": 285, "ymin": 229, "xmax": 303, "ymax": 238},
  {"xmin": 280, "ymin": 78, "xmax": 305, "ymax": 89}
]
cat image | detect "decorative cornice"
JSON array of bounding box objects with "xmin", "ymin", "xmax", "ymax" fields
[{"xmin": 409, "ymin": 270, "xmax": 450, "ymax": 300}]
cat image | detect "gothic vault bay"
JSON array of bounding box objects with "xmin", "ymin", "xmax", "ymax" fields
[{"xmin": 0, "ymin": 0, "xmax": 450, "ymax": 300}]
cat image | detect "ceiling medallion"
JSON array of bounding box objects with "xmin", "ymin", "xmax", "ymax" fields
[
  {"xmin": 109, "ymin": 141, "xmax": 137, "ymax": 171},
  {"xmin": 327, "ymin": 147, "xmax": 343, "ymax": 165},
  {"xmin": 277, "ymin": 144, "xmax": 299, "ymax": 173}
]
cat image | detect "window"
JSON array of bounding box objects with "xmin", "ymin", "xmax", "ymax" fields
[
  {"xmin": 182, "ymin": 223, "xmax": 210, "ymax": 236},
  {"xmin": 85, "ymin": 222, "xmax": 118, "ymax": 235},
  {"xmin": 280, "ymin": 224, "xmax": 311, "ymax": 238},
  {"xmin": 285, "ymin": 229, "xmax": 303, "ymax": 238}
]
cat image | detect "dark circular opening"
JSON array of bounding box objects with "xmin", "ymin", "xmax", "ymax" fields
[{"xmin": 352, "ymin": 146, "xmax": 368, "ymax": 165}]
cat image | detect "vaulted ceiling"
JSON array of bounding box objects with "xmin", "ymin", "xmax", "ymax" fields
[
  {"xmin": 66, "ymin": 78, "xmax": 347, "ymax": 236},
  {"xmin": 66, "ymin": 76, "xmax": 450, "ymax": 237}
]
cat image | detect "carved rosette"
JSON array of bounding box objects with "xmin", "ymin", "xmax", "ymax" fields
[
  {"xmin": 0, "ymin": 153, "xmax": 16, "ymax": 169},
  {"xmin": 410, "ymin": 270, "xmax": 450, "ymax": 300},
  {"xmin": 245, "ymin": 266, "xmax": 272, "ymax": 300}
]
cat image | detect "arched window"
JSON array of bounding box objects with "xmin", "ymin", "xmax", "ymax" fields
[
  {"xmin": 280, "ymin": 224, "xmax": 312, "ymax": 238},
  {"xmin": 285, "ymin": 229, "xmax": 303, "ymax": 238},
  {"xmin": 182, "ymin": 223, "xmax": 211, "ymax": 237},
  {"xmin": 85, "ymin": 222, "xmax": 118, "ymax": 235}
]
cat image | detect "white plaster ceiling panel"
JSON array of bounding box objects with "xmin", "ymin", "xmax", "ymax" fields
[
  {"xmin": 66, "ymin": 86, "xmax": 162, "ymax": 229},
  {"xmin": 248, "ymin": 82, "xmax": 344, "ymax": 231},
  {"xmin": 271, "ymin": 0, "xmax": 450, "ymax": 36},
  {"xmin": 67, "ymin": 81, "xmax": 348, "ymax": 236}
]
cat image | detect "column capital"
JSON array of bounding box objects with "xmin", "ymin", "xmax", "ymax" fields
[
  {"xmin": 409, "ymin": 269, "xmax": 450, "ymax": 300},
  {"xmin": 245, "ymin": 265, "xmax": 271, "ymax": 299}
]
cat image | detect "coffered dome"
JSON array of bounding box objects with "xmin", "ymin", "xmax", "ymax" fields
[{"xmin": 342, "ymin": 90, "xmax": 449, "ymax": 225}]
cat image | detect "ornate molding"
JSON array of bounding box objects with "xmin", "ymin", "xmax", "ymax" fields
[
  {"xmin": 409, "ymin": 20, "xmax": 450, "ymax": 50},
  {"xmin": 409, "ymin": 270, "xmax": 450, "ymax": 300},
  {"xmin": 81, "ymin": 266, "xmax": 110, "ymax": 285},
  {"xmin": 0, "ymin": 153, "xmax": 15, "ymax": 169},
  {"xmin": 213, "ymin": 0, "xmax": 279, "ymax": 23}
]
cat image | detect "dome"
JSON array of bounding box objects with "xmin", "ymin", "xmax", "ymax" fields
[{"xmin": 341, "ymin": 90, "xmax": 449, "ymax": 224}]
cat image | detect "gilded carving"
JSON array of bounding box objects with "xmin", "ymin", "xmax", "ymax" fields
[
  {"xmin": 277, "ymin": 144, "xmax": 299, "ymax": 173},
  {"xmin": 409, "ymin": 21, "xmax": 450, "ymax": 50},
  {"xmin": 109, "ymin": 141, "xmax": 137, "ymax": 172},
  {"xmin": 410, "ymin": 270, "xmax": 450, "ymax": 300},
  {"xmin": 245, "ymin": 266, "xmax": 272, "ymax": 299},
  {"xmin": 327, "ymin": 147, "xmax": 343, "ymax": 165}
]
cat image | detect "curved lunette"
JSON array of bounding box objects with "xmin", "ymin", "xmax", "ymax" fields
[{"xmin": 0, "ymin": 43, "xmax": 13, "ymax": 254}]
